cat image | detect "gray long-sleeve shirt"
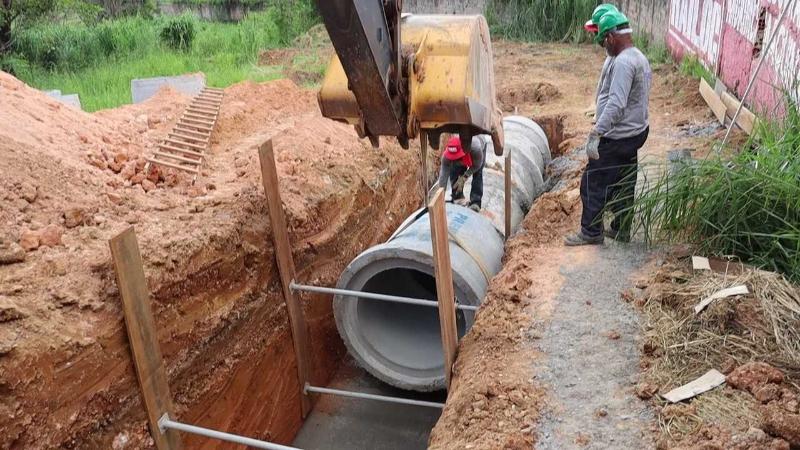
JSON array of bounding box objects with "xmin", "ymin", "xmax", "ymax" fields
[
  {"xmin": 436, "ymin": 136, "xmax": 486, "ymax": 189},
  {"xmin": 594, "ymin": 47, "xmax": 652, "ymax": 140}
]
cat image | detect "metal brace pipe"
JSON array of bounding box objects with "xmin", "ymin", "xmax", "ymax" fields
[
  {"xmin": 157, "ymin": 414, "xmax": 302, "ymax": 450},
  {"xmin": 304, "ymin": 384, "xmax": 445, "ymax": 409},
  {"xmin": 290, "ymin": 281, "xmax": 478, "ymax": 312}
]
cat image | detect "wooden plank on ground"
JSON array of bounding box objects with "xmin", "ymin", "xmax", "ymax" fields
[
  {"xmin": 720, "ymin": 91, "xmax": 758, "ymax": 135},
  {"xmin": 257, "ymin": 140, "xmax": 312, "ymax": 417},
  {"xmin": 504, "ymin": 152, "xmax": 512, "ymax": 241},
  {"xmin": 428, "ymin": 188, "xmax": 458, "ymax": 389},
  {"xmin": 109, "ymin": 228, "xmax": 182, "ymax": 450},
  {"xmin": 699, "ymin": 78, "xmax": 727, "ymax": 124}
]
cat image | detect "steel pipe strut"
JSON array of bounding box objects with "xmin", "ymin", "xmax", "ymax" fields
[
  {"xmin": 290, "ymin": 281, "xmax": 478, "ymax": 311},
  {"xmin": 304, "ymin": 384, "xmax": 444, "ymax": 409},
  {"xmin": 334, "ymin": 116, "xmax": 551, "ymax": 392},
  {"xmin": 157, "ymin": 414, "xmax": 302, "ymax": 450}
]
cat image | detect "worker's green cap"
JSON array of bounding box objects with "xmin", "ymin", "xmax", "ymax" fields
[
  {"xmin": 594, "ymin": 10, "xmax": 630, "ymax": 44},
  {"xmin": 584, "ymin": 4, "xmax": 618, "ymax": 31}
]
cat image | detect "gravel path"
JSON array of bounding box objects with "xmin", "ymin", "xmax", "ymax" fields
[{"xmin": 535, "ymin": 243, "xmax": 654, "ymax": 449}]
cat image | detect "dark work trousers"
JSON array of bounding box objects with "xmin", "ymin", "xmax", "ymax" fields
[
  {"xmin": 580, "ymin": 127, "xmax": 649, "ymax": 237},
  {"xmin": 450, "ymin": 161, "xmax": 485, "ymax": 208}
]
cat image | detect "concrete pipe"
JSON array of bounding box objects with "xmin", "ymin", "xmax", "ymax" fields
[{"xmin": 333, "ymin": 116, "xmax": 551, "ymax": 391}]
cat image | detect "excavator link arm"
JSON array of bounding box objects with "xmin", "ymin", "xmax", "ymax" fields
[{"xmin": 314, "ymin": 0, "xmax": 406, "ymax": 146}]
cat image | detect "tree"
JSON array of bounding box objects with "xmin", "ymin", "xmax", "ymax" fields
[{"xmin": 1, "ymin": 0, "xmax": 57, "ymax": 53}]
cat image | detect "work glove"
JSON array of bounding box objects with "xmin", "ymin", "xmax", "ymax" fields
[
  {"xmin": 585, "ymin": 131, "xmax": 600, "ymax": 160},
  {"xmin": 454, "ymin": 198, "xmax": 470, "ymax": 206},
  {"xmin": 452, "ymin": 175, "xmax": 467, "ymax": 193}
]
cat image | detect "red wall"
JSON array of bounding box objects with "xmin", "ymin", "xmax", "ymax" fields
[{"xmin": 666, "ymin": 0, "xmax": 800, "ymax": 116}]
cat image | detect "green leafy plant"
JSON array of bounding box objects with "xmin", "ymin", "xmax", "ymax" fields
[
  {"xmin": 485, "ymin": 0, "xmax": 597, "ymax": 42},
  {"xmin": 159, "ymin": 14, "xmax": 196, "ymax": 50}
]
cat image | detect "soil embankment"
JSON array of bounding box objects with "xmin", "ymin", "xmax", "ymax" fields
[{"xmin": 0, "ymin": 73, "xmax": 420, "ymax": 448}]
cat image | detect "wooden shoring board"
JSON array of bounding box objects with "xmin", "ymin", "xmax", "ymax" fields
[
  {"xmin": 720, "ymin": 91, "xmax": 758, "ymax": 135},
  {"xmin": 504, "ymin": 151, "xmax": 512, "ymax": 241},
  {"xmin": 109, "ymin": 228, "xmax": 182, "ymax": 450},
  {"xmin": 257, "ymin": 140, "xmax": 312, "ymax": 417},
  {"xmin": 428, "ymin": 188, "xmax": 458, "ymax": 389},
  {"xmin": 699, "ymin": 78, "xmax": 727, "ymax": 124}
]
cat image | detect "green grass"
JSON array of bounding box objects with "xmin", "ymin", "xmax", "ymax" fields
[
  {"xmin": 485, "ymin": 0, "xmax": 597, "ymax": 42},
  {"xmin": 626, "ymin": 99, "xmax": 800, "ymax": 281},
  {"xmin": 7, "ymin": 3, "xmax": 319, "ymax": 111},
  {"xmin": 679, "ymin": 54, "xmax": 714, "ymax": 86},
  {"xmin": 634, "ymin": 33, "xmax": 671, "ymax": 66}
]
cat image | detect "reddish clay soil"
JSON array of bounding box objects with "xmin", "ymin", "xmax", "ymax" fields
[{"xmin": 0, "ymin": 72, "xmax": 421, "ymax": 448}]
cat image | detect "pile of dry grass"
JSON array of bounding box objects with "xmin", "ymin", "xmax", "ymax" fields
[{"xmin": 637, "ymin": 258, "xmax": 800, "ymax": 441}]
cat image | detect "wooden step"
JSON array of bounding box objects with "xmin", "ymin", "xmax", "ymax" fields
[
  {"xmin": 169, "ymin": 130, "xmax": 209, "ymax": 143},
  {"xmin": 173, "ymin": 126, "xmax": 210, "ymax": 138},
  {"xmin": 196, "ymin": 95, "xmax": 222, "ymax": 103},
  {"xmin": 153, "ymin": 151, "xmax": 203, "ymax": 165},
  {"xmin": 147, "ymin": 157, "xmax": 199, "ymax": 174},
  {"xmin": 194, "ymin": 97, "xmax": 220, "ymax": 105},
  {"xmin": 187, "ymin": 105, "xmax": 219, "ymax": 114},
  {"xmin": 177, "ymin": 121, "xmax": 213, "ymax": 132},
  {"xmin": 184, "ymin": 111, "xmax": 216, "ymax": 120},
  {"xmin": 159, "ymin": 144, "xmax": 204, "ymax": 158},
  {"xmin": 203, "ymin": 87, "xmax": 224, "ymax": 93},
  {"xmin": 164, "ymin": 138, "xmax": 206, "ymax": 151},
  {"xmin": 181, "ymin": 115, "xmax": 215, "ymax": 126}
]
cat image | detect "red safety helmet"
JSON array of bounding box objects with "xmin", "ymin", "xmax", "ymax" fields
[{"xmin": 443, "ymin": 136, "xmax": 466, "ymax": 161}]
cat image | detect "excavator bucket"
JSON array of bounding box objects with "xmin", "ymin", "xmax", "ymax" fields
[{"xmin": 318, "ymin": 14, "xmax": 505, "ymax": 155}]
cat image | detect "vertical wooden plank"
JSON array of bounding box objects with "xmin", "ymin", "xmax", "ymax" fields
[
  {"xmin": 504, "ymin": 152, "xmax": 512, "ymax": 241},
  {"xmin": 420, "ymin": 131, "xmax": 429, "ymax": 203},
  {"xmin": 257, "ymin": 140, "xmax": 312, "ymax": 417},
  {"xmin": 109, "ymin": 227, "xmax": 182, "ymax": 450},
  {"xmin": 427, "ymin": 188, "xmax": 458, "ymax": 389}
]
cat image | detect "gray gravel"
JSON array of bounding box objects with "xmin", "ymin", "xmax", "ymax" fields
[{"xmin": 534, "ymin": 242, "xmax": 655, "ymax": 449}]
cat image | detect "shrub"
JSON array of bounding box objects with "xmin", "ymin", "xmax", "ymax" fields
[{"xmin": 160, "ymin": 14, "xmax": 196, "ymax": 50}]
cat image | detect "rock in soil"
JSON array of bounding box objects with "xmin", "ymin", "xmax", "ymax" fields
[
  {"xmin": 727, "ymin": 362, "xmax": 784, "ymax": 395},
  {"xmin": 0, "ymin": 242, "xmax": 26, "ymax": 264},
  {"xmin": 761, "ymin": 405, "xmax": 800, "ymax": 447}
]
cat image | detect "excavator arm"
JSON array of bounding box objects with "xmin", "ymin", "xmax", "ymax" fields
[{"xmin": 315, "ymin": 0, "xmax": 505, "ymax": 155}]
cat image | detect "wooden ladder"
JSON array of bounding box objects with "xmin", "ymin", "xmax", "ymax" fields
[{"xmin": 145, "ymin": 87, "xmax": 224, "ymax": 183}]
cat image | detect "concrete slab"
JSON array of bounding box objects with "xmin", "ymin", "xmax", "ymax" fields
[
  {"xmin": 45, "ymin": 90, "xmax": 82, "ymax": 110},
  {"xmin": 131, "ymin": 73, "xmax": 205, "ymax": 103},
  {"xmin": 292, "ymin": 358, "xmax": 444, "ymax": 450}
]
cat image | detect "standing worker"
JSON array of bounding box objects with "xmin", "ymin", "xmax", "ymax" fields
[
  {"xmin": 436, "ymin": 136, "xmax": 486, "ymax": 212},
  {"xmin": 565, "ymin": 10, "xmax": 652, "ymax": 246}
]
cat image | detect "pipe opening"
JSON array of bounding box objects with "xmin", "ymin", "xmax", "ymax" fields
[{"xmin": 355, "ymin": 268, "xmax": 467, "ymax": 377}]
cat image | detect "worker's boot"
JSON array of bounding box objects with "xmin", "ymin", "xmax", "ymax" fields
[
  {"xmin": 469, "ymin": 204, "xmax": 481, "ymax": 212},
  {"xmin": 564, "ymin": 230, "xmax": 604, "ymax": 246}
]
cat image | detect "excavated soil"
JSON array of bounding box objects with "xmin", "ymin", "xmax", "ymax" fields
[
  {"xmin": 0, "ymin": 72, "xmax": 421, "ymax": 448},
  {"xmin": 429, "ymin": 42, "xmax": 719, "ymax": 449}
]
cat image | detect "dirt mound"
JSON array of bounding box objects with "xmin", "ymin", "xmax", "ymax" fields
[
  {"xmin": 498, "ymin": 81, "xmax": 561, "ymax": 112},
  {"xmin": 0, "ymin": 72, "xmax": 420, "ymax": 448}
]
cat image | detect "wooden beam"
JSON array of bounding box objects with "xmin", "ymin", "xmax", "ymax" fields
[
  {"xmin": 420, "ymin": 131, "xmax": 429, "ymax": 204},
  {"xmin": 257, "ymin": 140, "xmax": 312, "ymax": 417},
  {"xmin": 109, "ymin": 228, "xmax": 182, "ymax": 450},
  {"xmin": 699, "ymin": 78, "xmax": 727, "ymax": 124},
  {"xmin": 720, "ymin": 91, "xmax": 758, "ymax": 135},
  {"xmin": 427, "ymin": 188, "xmax": 458, "ymax": 389},
  {"xmin": 504, "ymin": 152, "xmax": 512, "ymax": 241}
]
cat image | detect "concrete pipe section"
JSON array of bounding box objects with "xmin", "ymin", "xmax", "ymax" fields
[{"xmin": 333, "ymin": 116, "xmax": 551, "ymax": 391}]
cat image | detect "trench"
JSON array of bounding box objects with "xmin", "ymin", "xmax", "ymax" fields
[{"xmin": 127, "ymin": 115, "xmax": 564, "ymax": 450}]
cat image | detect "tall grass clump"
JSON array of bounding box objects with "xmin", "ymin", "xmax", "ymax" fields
[
  {"xmin": 630, "ymin": 100, "xmax": 800, "ymax": 281},
  {"xmin": 485, "ymin": 0, "xmax": 596, "ymax": 42},
  {"xmin": 159, "ymin": 14, "xmax": 197, "ymax": 50},
  {"xmin": 634, "ymin": 33, "xmax": 671, "ymax": 65}
]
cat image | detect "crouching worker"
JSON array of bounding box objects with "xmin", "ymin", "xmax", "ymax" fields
[{"xmin": 436, "ymin": 136, "xmax": 486, "ymax": 212}]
